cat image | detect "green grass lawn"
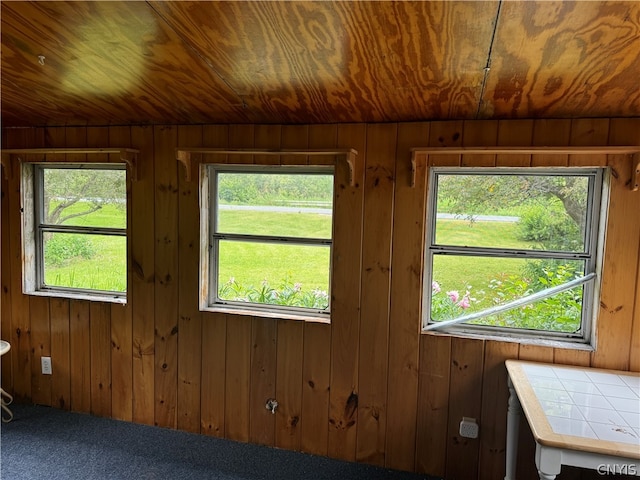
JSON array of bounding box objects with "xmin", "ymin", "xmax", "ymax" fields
[
  {"xmin": 43, "ymin": 203, "xmax": 127, "ymax": 291},
  {"xmin": 430, "ymin": 219, "xmax": 530, "ymax": 308},
  {"xmin": 45, "ymin": 203, "xmax": 529, "ymax": 300},
  {"xmin": 218, "ymin": 209, "xmax": 332, "ymax": 239}
]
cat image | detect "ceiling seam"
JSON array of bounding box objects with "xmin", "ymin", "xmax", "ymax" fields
[
  {"xmin": 475, "ymin": 0, "xmax": 503, "ymax": 119},
  {"xmin": 145, "ymin": 1, "xmax": 247, "ymax": 109}
]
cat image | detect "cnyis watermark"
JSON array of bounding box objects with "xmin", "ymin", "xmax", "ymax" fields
[{"xmin": 597, "ymin": 464, "xmax": 638, "ymax": 476}]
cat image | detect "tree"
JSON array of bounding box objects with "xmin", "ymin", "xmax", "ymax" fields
[
  {"xmin": 437, "ymin": 173, "xmax": 589, "ymax": 238},
  {"xmin": 43, "ymin": 168, "xmax": 126, "ymax": 225}
]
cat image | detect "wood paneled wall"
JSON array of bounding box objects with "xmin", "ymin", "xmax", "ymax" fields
[{"xmin": 1, "ymin": 119, "xmax": 639, "ymax": 479}]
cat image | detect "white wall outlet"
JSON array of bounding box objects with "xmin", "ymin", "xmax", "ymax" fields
[
  {"xmin": 459, "ymin": 416, "xmax": 479, "ymax": 439},
  {"xmin": 41, "ymin": 356, "xmax": 52, "ymax": 375}
]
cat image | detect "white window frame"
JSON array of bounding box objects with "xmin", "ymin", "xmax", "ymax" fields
[
  {"xmin": 200, "ymin": 164, "xmax": 334, "ymax": 322},
  {"xmin": 422, "ymin": 167, "xmax": 608, "ymax": 346},
  {"xmin": 21, "ymin": 163, "xmax": 128, "ymax": 304}
]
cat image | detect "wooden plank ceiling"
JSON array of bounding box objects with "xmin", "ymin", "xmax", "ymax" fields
[{"xmin": 1, "ymin": 1, "xmax": 639, "ymax": 127}]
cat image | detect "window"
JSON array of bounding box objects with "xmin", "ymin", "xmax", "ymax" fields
[
  {"xmin": 202, "ymin": 165, "xmax": 334, "ymax": 320},
  {"xmin": 22, "ymin": 164, "xmax": 127, "ymax": 302},
  {"xmin": 422, "ymin": 168, "xmax": 607, "ymax": 345}
]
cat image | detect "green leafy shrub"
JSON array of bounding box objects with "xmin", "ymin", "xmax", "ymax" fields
[
  {"xmin": 431, "ymin": 260, "xmax": 583, "ymax": 333},
  {"xmin": 219, "ymin": 276, "xmax": 329, "ymax": 310},
  {"xmin": 517, "ymin": 205, "xmax": 582, "ymax": 251},
  {"xmin": 477, "ymin": 265, "xmax": 582, "ymax": 332},
  {"xmin": 44, "ymin": 235, "xmax": 95, "ymax": 267}
]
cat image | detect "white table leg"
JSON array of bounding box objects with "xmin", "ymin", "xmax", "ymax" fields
[
  {"xmin": 535, "ymin": 444, "xmax": 562, "ymax": 480},
  {"xmin": 505, "ymin": 376, "xmax": 522, "ymax": 480}
]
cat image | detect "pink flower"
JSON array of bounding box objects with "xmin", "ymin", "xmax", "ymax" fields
[
  {"xmin": 432, "ymin": 281, "xmax": 441, "ymax": 293},
  {"xmin": 457, "ymin": 296, "xmax": 471, "ymax": 309},
  {"xmin": 446, "ymin": 290, "xmax": 459, "ymax": 303},
  {"xmin": 457, "ymin": 291, "xmax": 473, "ymax": 309}
]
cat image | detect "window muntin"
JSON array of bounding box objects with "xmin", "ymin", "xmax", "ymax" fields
[
  {"xmin": 208, "ymin": 166, "xmax": 334, "ymax": 317},
  {"xmin": 423, "ymin": 168, "xmax": 604, "ymax": 343},
  {"xmin": 31, "ymin": 164, "xmax": 127, "ymax": 299}
]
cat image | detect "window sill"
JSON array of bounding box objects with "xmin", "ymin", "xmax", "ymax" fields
[
  {"xmin": 25, "ymin": 289, "xmax": 127, "ymax": 305},
  {"xmin": 202, "ymin": 304, "xmax": 330, "ymax": 324},
  {"xmin": 422, "ymin": 328, "xmax": 595, "ymax": 351}
]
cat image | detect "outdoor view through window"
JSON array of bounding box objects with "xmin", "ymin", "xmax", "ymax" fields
[
  {"xmin": 38, "ymin": 166, "xmax": 127, "ymax": 295},
  {"xmin": 211, "ymin": 168, "xmax": 333, "ymax": 315},
  {"xmin": 424, "ymin": 168, "xmax": 603, "ymax": 341}
]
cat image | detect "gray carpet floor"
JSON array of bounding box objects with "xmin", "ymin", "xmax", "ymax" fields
[{"xmin": 1, "ymin": 404, "xmax": 441, "ymax": 480}]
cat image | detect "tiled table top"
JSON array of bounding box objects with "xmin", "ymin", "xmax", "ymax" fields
[{"xmin": 506, "ymin": 360, "xmax": 640, "ymax": 458}]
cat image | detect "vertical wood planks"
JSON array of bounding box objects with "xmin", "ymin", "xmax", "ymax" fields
[
  {"xmin": 154, "ymin": 125, "xmax": 179, "ymax": 428},
  {"xmin": 200, "ymin": 125, "xmax": 229, "ymax": 437},
  {"xmin": 309, "ymin": 124, "xmax": 338, "ymax": 166},
  {"xmin": 177, "ymin": 125, "xmax": 203, "ymax": 433},
  {"xmin": 273, "ymin": 124, "xmax": 309, "ymax": 449},
  {"xmin": 2, "ymin": 118, "xmax": 640, "ymax": 479},
  {"xmin": 89, "ymin": 302, "xmax": 111, "ymax": 417},
  {"xmin": 415, "ymin": 121, "xmax": 462, "ymax": 476},
  {"xmin": 223, "ymin": 125, "xmax": 254, "ymax": 442},
  {"xmin": 301, "ymin": 322, "xmax": 331, "ymax": 455},
  {"xmin": 415, "ymin": 334, "xmax": 451, "ymax": 476},
  {"xmin": 249, "ymin": 317, "xmax": 277, "ymax": 446},
  {"xmin": 69, "ymin": 300, "xmax": 91, "ymax": 413},
  {"xmin": 110, "ymin": 304, "xmax": 132, "ymax": 420},
  {"xmin": 569, "ymin": 118, "xmax": 610, "ymax": 167},
  {"xmin": 50, "ymin": 298, "xmax": 70, "ymax": 410},
  {"xmin": 385, "ymin": 122, "xmax": 429, "ymax": 471},
  {"xmin": 29, "ymin": 295, "xmax": 51, "ymax": 406},
  {"xmin": 553, "ymin": 348, "xmax": 591, "ymax": 367},
  {"xmin": 200, "ymin": 312, "xmax": 227, "ymax": 437},
  {"xmin": 275, "ymin": 320, "xmax": 304, "ymax": 451},
  {"xmin": 109, "ymin": 125, "xmax": 133, "ymax": 422},
  {"xmin": 592, "ymin": 119, "xmax": 640, "ymax": 370},
  {"xmin": 518, "ymin": 344, "xmax": 553, "ymax": 363},
  {"xmin": 461, "ymin": 120, "xmax": 498, "ymax": 167},
  {"xmin": 496, "ymin": 120, "xmax": 533, "ymax": 167},
  {"xmin": 299, "ymin": 123, "xmax": 336, "ymax": 455},
  {"xmin": 225, "ymin": 315, "xmax": 252, "ymax": 442},
  {"xmin": 531, "ymin": 119, "xmax": 571, "ymax": 166},
  {"xmin": 6, "ymin": 128, "xmax": 39, "ymax": 402},
  {"xmin": 254, "ymin": 124, "xmax": 281, "ymax": 165},
  {"xmin": 328, "ymin": 124, "xmax": 366, "ymax": 461},
  {"xmin": 445, "ymin": 338, "xmax": 485, "ymax": 480},
  {"xmin": 131, "ymin": 125, "xmax": 156, "ymax": 425},
  {"xmin": 228, "ymin": 124, "xmax": 255, "ymax": 164},
  {"xmin": 1, "ymin": 153, "xmax": 13, "ymax": 394},
  {"xmin": 281, "ymin": 124, "xmax": 309, "ymax": 165},
  {"xmin": 356, "ymin": 123, "xmax": 397, "ymax": 466},
  {"xmin": 428, "ymin": 121, "xmax": 464, "ymax": 167}
]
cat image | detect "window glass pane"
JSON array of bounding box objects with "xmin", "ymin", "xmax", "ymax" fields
[
  {"xmin": 434, "ymin": 173, "xmax": 590, "ymax": 252},
  {"xmin": 217, "ymin": 240, "xmax": 330, "ymax": 310},
  {"xmin": 43, "ymin": 233, "xmax": 126, "ymax": 292},
  {"xmin": 216, "ymin": 172, "xmax": 333, "ymax": 239},
  {"xmin": 429, "ymin": 255, "xmax": 585, "ymax": 333},
  {"xmin": 43, "ymin": 168, "xmax": 126, "ymax": 228}
]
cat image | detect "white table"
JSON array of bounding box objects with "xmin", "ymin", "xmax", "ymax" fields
[
  {"xmin": 0, "ymin": 339, "xmax": 13, "ymax": 423},
  {"xmin": 505, "ymin": 360, "xmax": 640, "ymax": 479}
]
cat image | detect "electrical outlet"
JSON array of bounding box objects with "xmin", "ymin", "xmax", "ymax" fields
[
  {"xmin": 41, "ymin": 356, "xmax": 52, "ymax": 375},
  {"xmin": 459, "ymin": 417, "xmax": 479, "ymax": 439}
]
